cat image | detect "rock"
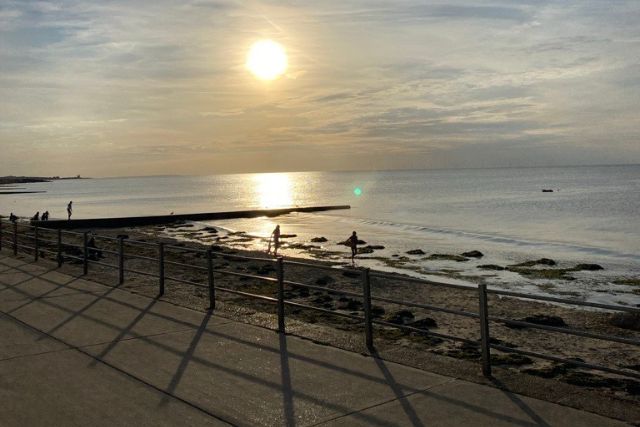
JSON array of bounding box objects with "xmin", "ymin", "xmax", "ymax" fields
[
  {"xmin": 280, "ymin": 234, "xmax": 297, "ymax": 238},
  {"xmin": 609, "ymin": 313, "xmax": 640, "ymax": 331},
  {"xmin": 573, "ymin": 263, "xmax": 604, "ymax": 271},
  {"xmin": 342, "ymin": 270, "xmax": 361, "ymax": 279},
  {"xmin": 202, "ymin": 227, "xmax": 218, "ymax": 233},
  {"xmin": 366, "ymin": 245, "xmax": 385, "ymax": 250},
  {"xmin": 512, "ymin": 258, "xmax": 557, "ymax": 267},
  {"xmin": 311, "ymin": 237, "xmax": 328, "ymax": 243},
  {"xmin": 406, "ymin": 249, "xmax": 425, "ymax": 255},
  {"xmin": 461, "ymin": 250, "xmax": 484, "ymax": 258},
  {"xmin": 491, "ymin": 354, "xmax": 533, "ymax": 366},
  {"xmin": 524, "ymin": 314, "xmax": 567, "ymax": 327},
  {"xmin": 357, "ymin": 247, "xmax": 374, "ymax": 254},
  {"xmin": 426, "ymin": 254, "xmax": 468, "ymax": 262},
  {"xmin": 315, "ymin": 275, "xmax": 336, "ymax": 286},
  {"xmin": 409, "ymin": 317, "xmax": 438, "ymax": 329},
  {"xmin": 477, "ymin": 264, "xmax": 505, "ymax": 271},
  {"xmin": 371, "ymin": 306, "xmax": 385, "ymax": 318},
  {"xmin": 387, "ymin": 309, "xmax": 415, "ymax": 325},
  {"xmin": 542, "ymin": 189, "xmax": 554, "ymax": 192}
]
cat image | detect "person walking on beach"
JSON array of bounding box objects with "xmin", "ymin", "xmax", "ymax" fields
[
  {"xmin": 32, "ymin": 212, "xmax": 40, "ymax": 221},
  {"xmin": 347, "ymin": 231, "xmax": 359, "ymax": 264},
  {"xmin": 67, "ymin": 201, "xmax": 73, "ymax": 220},
  {"xmin": 41, "ymin": 211, "xmax": 49, "ymax": 221},
  {"xmin": 268, "ymin": 225, "xmax": 281, "ymax": 256}
]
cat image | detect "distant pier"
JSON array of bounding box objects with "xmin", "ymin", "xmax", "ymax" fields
[{"xmin": 32, "ymin": 205, "xmax": 351, "ymax": 229}]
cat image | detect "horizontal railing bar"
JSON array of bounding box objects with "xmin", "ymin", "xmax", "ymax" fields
[
  {"xmin": 35, "ymin": 238, "xmax": 58, "ymax": 245},
  {"xmin": 216, "ymin": 286, "xmax": 278, "ymax": 302},
  {"xmin": 95, "ymin": 235, "xmax": 120, "ymax": 241},
  {"xmin": 164, "ymin": 275, "xmax": 207, "ymax": 288},
  {"xmin": 491, "ymin": 344, "xmax": 640, "ymax": 380},
  {"xmin": 164, "ymin": 244, "xmax": 207, "ymax": 254},
  {"xmin": 371, "ymin": 294, "xmax": 480, "ymax": 319},
  {"xmin": 213, "ymin": 269, "xmax": 278, "ymax": 283},
  {"xmin": 123, "ymin": 267, "xmax": 158, "ymax": 278},
  {"xmin": 283, "ymin": 279, "xmax": 363, "ymax": 299},
  {"xmin": 0, "ymin": 230, "xmax": 14, "ymax": 235},
  {"xmin": 64, "ymin": 254, "xmax": 84, "ymax": 261},
  {"xmin": 488, "ymin": 289, "xmax": 640, "ymax": 314},
  {"xmin": 88, "ymin": 260, "xmax": 119, "ymax": 270},
  {"xmin": 164, "ymin": 259, "xmax": 207, "ymax": 271},
  {"xmin": 284, "ymin": 300, "xmax": 365, "ymax": 320},
  {"xmin": 124, "ymin": 253, "xmax": 157, "ymax": 262},
  {"xmin": 124, "ymin": 239, "xmax": 158, "ymax": 248},
  {"xmin": 372, "ymin": 318, "xmax": 478, "ymax": 345},
  {"xmin": 60, "ymin": 229, "xmax": 84, "ymax": 236},
  {"xmin": 372, "ymin": 271, "xmax": 475, "ymax": 291},
  {"xmin": 284, "ymin": 259, "xmax": 347, "ymax": 273},
  {"xmin": 218, "ymin": 252, "xmax": 276, "ymax": 263},
  {"xmin": 99, "ymin": 248, "xmax": 119, "ymax": 256},
  {"xmin": 490, "ymin": 316, "xmax": 640, "ymax": 346},
  {"xmin": 15, "ymin": 243, "xmax": 35, "ymax": 251},
  {"xmin": 38, "ymin": 248, "xmax": 58, "ymax": 256}
]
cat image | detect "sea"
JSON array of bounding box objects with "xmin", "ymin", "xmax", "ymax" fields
[{"xmin": 2, "ymin": 165, "xmax": 639, "ymax": 305}]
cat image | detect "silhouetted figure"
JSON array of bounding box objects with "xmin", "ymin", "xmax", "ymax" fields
[
  {"xmin": 9, "ymin": 213, "xmax": 18, "ymax": 223},
  {"xmin": 87, "ymin": 236, "xmax": 103, "ymax": 260},
  {"xmin": 347, "ymin": 231, "xmax": 359, "ymax": 264},
  {"xmin": 32, "ymin": 212, "xmax": 40, "ymax": 221},
  {"xmin": 67, "ymin": 201, "xmax": 73, "ymax": 220},
  {"xmin": 268, "ymin": 225, "xmax": 281, "ymax": 256},
  {"xmin": 41, "ymin": 211, "xmax": 49, "ymax": 221}
]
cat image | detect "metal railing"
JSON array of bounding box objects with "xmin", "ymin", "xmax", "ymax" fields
[{"xmin": 0, "ymin": 218, "xmax": 638, "ymax": 380}]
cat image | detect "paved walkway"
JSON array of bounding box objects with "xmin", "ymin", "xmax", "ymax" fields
[{"xmin": 0, "ymin": 251, "xmax": 629, "ymax": 426}]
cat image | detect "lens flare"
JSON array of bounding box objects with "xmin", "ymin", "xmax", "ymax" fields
[{"xmin": 353, "ymin": 187, "xmax": 362, "ymax": 196}]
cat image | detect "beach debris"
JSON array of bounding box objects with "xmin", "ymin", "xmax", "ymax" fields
[
  {"xmin": 387, "ymin": 309, "xmax": 415, "ymax": 325},
  {"xmin": 426, "ymin": 253, "xmax": 468, "ymax": 262},
  {"xmin": 609, "ymin": 312, "xmax": 640, "ymax": 331},
  {"xmin": 311, "ymin": 236, "xmax": 328, "ymax": 242},
  {"xmin": 477, "ymin": 264, "xmax": 505, "ymax": 271},
  {"xmin": 406, "ymin": 249, "xmax": 425, "ymax": 255},
  {"xmin": 511, "ymin": 258, "xmax": 557, "ymax": 267},
  {"xmin": 461, "ymin": 250, "xmax": 484, "ymax": 258}
]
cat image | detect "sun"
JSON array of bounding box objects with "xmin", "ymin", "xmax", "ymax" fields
[{"xmin": 246, "ymin": 40, "xmax": 288, "ymax": 80}]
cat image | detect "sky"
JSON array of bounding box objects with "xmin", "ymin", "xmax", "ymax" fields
[{"xmin": 1, "ymin": 0, "xmax": 639, "ymax": 177}]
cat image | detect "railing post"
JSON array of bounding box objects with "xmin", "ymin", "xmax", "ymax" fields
[
  {"xmin": 118, "ymin": 237, "xmax": 124, "ymax": 284},
  {"xmin": 57, "ymin": 229, "xmax": 63, "ymax": 267},
  {"xmin": 158, "ymin": 243, "xmax": 165, "ymax": 296},
  {"xmin": 34, "ymin": 226, "xmax": 39, "ymax": 261},
  {"xmin": 362, "ymin": 268, "xmax": 374, "ymax": 351},
  {"xmin": 277, "ymin": 257, "xmax": 285, "ymax": 333},
  {"xmin": 207, "ymin": 249, "xmax": 215, "ymax": 310},
  {"xmin": 478, "ymin": 284, "xmax": 492, "ymax": 377},
  {"xmin": 83, "ymin": 232, "xmax": 89, "ymax": 275},
  {"xmin": 13, "ymin": 222, "xmax": 18, "ymax": 256}
]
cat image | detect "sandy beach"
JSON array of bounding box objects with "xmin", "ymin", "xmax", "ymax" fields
[{"xmin": 16, "ymin": 220, "xmax": 637, "ymax": 420}]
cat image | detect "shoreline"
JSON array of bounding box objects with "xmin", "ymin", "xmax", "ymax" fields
[{"xmin": 25, "ymin": 223, "xmax": 638, "ymax": 404}]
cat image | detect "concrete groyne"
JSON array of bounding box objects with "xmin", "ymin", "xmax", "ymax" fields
[{"xmin": 32, "ymin": 205, "xmax": 350, "ymax": 229}]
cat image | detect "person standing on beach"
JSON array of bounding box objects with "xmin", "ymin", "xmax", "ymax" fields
[
  {"xmin": 347, "ymin": 231, "xmax": 359, "ymax": 264},
  {"xmin": 67, "ymin": 201, "xmax": 73, "ymax": 220},
  {"xmin": 269, "ymin": 225, "xmax": 281, "ymax": 256}
]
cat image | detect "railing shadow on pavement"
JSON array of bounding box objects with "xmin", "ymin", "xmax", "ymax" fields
[{"xmin": 0, "ymin": 253, "xmax": 600, "ymax": 427}]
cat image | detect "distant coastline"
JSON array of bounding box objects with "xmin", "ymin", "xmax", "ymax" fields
[{"xmin": 0, "ymin": 175, "xmax": 88, "ymax": 185}]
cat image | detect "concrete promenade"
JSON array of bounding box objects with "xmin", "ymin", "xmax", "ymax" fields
[{"xmin": 0, "ymin": 251, "xmax": 629, "ymax": 426}]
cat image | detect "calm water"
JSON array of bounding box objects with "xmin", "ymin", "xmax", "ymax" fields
[{"xmin": 2, "ymin": 165, "xmax": 639, "ymax": 303}]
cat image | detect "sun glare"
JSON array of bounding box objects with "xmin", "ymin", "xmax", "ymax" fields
[
  {"xmin": 246, "ymin": 40, "xmax": 288, "ymax": 80},
  {"xmin": 254, "ymin": 173, "xmax": 293, "ymax": 208}
]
